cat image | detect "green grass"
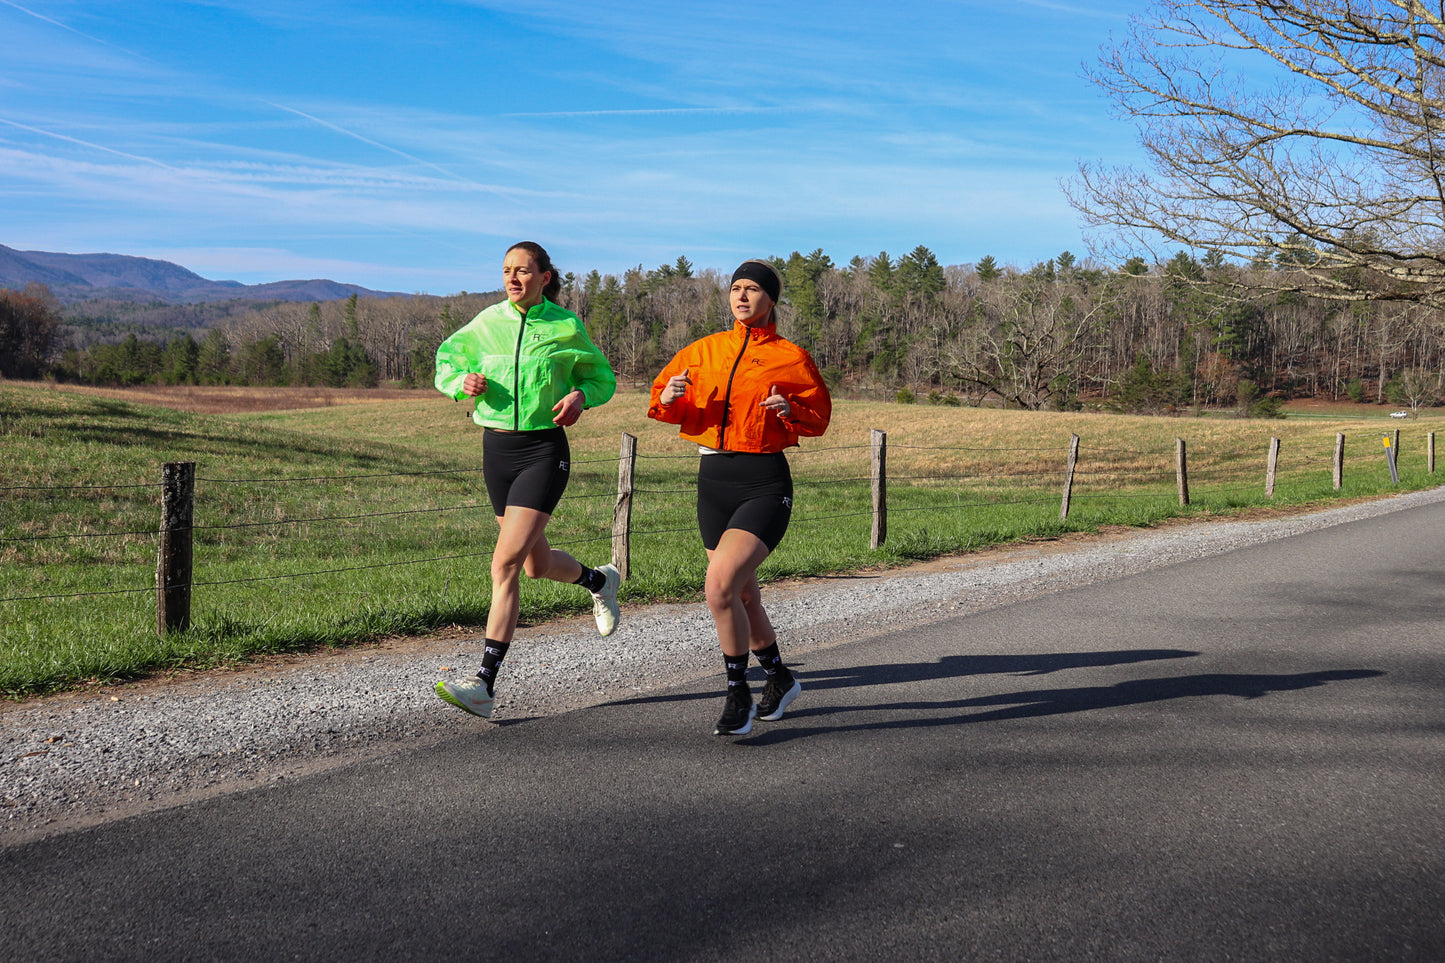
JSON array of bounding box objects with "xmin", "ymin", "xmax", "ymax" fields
[{"xmin": 2, "ymin": 383, "xmax": 1441, "ymax": 696}]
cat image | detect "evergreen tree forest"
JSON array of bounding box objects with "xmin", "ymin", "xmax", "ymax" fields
[{"xmin": 7, "ymin": 247, "xmax": 1445, "ymax": 413}]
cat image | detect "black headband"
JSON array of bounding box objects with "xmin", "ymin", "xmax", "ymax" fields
[{"xmin": 731, "ymin": 260, "xmax": 781, "ymax": 302}]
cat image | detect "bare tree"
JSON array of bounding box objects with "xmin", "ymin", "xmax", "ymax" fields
[
  {"xmin": 949, "ymin": 274, "xmax": 1115, "ymax": 410},
  {"xmin": 1388, "ymin": 364, "xmax": 1442, "ymax": 410},
  {"xmin": 1069, "ymin": 1, "xmax": 1445, "ymax": 306}
]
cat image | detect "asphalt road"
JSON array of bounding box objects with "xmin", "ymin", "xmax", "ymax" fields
[{"xmin": 3, "ymin": 502, "xmax": 1443, "ymax": 962}]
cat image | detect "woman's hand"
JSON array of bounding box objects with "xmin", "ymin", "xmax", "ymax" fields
[
  {"xmin": 462, "ymin": 372, "xmax": 487, "ymax": 397},
  {"xmin": 552, "ymin": 389, "xmax": 586, "ymax": 427},
  {"xmin": 760, "ymin": 384, "xmax": 791, "ymax": 419},
  {"xmin": 660, "ymin": 369, "xmax": 692, "ymax": 405}
]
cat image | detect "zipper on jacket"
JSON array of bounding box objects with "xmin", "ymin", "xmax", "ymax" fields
[
  {"xmin": 717, "ymin": 326, "xmax": 752, "ymax": 451},
  {"xmin": 512, "ymin": 305, "xmax": 527, "ymax": 431}
]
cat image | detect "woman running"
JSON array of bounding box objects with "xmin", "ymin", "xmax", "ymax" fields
[
  {"xmin": 433, "ymin": 241, "xmax": 619, "ymax": 720},
  {"xmin": 648, "ymin": 259, "xmax": 832, "ymax": 735}
]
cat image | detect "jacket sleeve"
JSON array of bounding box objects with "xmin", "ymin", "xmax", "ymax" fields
[
  {"xmin": 571, "ymin": 327, "xmax": 616, "ymax": 409},
  {"xmin": 434, "ymin": 326, "xmax": 476, "ymax": 400},
  {"xmin": 780, "ymin": 350, "xmax": 832, "ymax": 438},
  {"xmin": 646, "ymin": 346, "xmax": 693, "ymax": 425}
]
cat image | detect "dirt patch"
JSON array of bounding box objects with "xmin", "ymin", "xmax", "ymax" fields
[{"xmin": 16, "ymin": 382, "xmax": 427, "ymax": 414}]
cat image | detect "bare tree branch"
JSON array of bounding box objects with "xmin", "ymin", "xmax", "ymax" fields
[{"xmin": 1067, "ymin": 0, "xmax": 1445, "ymax": 306}]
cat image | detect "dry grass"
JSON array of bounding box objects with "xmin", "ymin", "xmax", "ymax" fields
[
  {"xmin": 18, "ymin": 381, "xmax": 1434, "ymax": 488},
  {"xmin": 11, "ymin": 381, "xmax": 425, "ymax": 414}
]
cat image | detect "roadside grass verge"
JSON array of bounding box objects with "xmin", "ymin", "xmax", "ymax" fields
[{"xmin": 2, "ymin": 383, "xmax": 1439, "ymax": 696}]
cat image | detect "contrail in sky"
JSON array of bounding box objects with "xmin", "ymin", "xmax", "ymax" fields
[
  {"xmin": 0, "ymin": 0, "xmax": 153, "ymax": 59},
  {"xmin": 265, "ymin": 101, "xmax": 515, "ymax": 201},
  {"xmin": 0, "ymin": 116, "xmax": 175, "ymax": 168}
]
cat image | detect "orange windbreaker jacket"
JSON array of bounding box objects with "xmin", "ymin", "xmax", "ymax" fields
[{"xmin": 647, "ymin": 321, "xmax": 831, "ymax": 452}]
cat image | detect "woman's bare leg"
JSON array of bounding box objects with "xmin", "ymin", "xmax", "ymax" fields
[{"xmin": 485, "ymin": 506, "xmax": 584, "ymax": 643}]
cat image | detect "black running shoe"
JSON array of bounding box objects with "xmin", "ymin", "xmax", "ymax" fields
[
  {"xmin": 714, "ymin": 688, "xmax": 755, "ymax": 736},
  {"xmin": 757, "ymin": 672, "xmax": 801, "ymax": 721}
]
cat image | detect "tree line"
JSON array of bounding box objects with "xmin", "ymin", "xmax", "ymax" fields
[{"xmin": 4, "ymin": 246, "xmax": 1444, "ymax": 413}]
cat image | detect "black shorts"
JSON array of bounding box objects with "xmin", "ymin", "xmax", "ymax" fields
[
  {"xmin": 696, "ymin": 451, "xmax": 793, "ymax": 552},
  {"xmin": 482, "ymin": 427, "xmax": 571, "ymax": 516}
]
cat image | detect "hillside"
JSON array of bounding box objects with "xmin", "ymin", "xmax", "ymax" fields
[{"xmin": 0, "ymin": 243, "xmax": 408, "ymax": 305}]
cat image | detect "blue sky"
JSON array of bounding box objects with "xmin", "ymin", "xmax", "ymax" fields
[{"xmin": 0, "ymin": 0, "xmax": 1145, "ymax": 295}]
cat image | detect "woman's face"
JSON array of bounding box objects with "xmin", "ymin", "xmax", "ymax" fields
[
  {"xmin": 503, "ymin": 249, "xmax": 551, "ymax": 309},
  {"xmin": 730, "ymin": 279, "xmax": 775, "ymax": 326}
]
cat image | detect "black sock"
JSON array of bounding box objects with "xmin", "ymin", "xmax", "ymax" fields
[
  {"xmin": 476, "ymin": 638, "xmax": 510, "ymax": 696},
  {"xmin": 753, "ymin": 642, "xmax": 786, "ymax": 677},
  {"xmin": 724, "ymin": 654, "xmax": 750, "ymax": 699},
  {"xmin": 573, "ymin": 566, "xmax": 606, "ymax": 593}
]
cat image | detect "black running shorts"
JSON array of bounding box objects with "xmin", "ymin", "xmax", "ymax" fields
[
  {"xmin": 481, "ymin": 427, "xmax": 571, "ymax": 517},
  {"xmin": 696, "ymin": 451, "xmax": 793, "ymax": 552}
]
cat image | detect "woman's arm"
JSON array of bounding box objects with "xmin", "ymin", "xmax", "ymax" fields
[
  {"xmin": 569, "ymin": 329, "xmax": 617, "ymax": 409},
  {"xmin": 434, "ymin": 329, "xmax": 479, "ymax": 400},
  {"xmin": 775, "ymin": 353, "xmax": 832, "ymax": 436},
  {"xmin": 647, "ymin": 349, "xmax": 695, "ymax": 424}
]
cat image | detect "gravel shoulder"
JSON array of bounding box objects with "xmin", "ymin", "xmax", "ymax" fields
[{"xmin": 6, "ymin": 487, "xmax": 1444, "ymax": 846}]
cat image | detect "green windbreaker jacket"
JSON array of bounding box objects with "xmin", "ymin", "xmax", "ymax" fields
[{"xmin": 434, "ymin": 298, "xmax": 616, "ymax": 431}]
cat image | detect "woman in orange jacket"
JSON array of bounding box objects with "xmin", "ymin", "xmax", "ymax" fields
[{"xmin": 648, "ymin": 259, "xmax": 831, "ymax": 735}]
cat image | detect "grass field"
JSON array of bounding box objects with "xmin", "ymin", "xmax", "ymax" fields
[{"xmin": 2, "ymin": 382, "xmax": 1440, "ymax": 697}]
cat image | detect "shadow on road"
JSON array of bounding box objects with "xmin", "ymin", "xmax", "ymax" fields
[
  {"xmin": 741, "ymin": 667, "xmax": 1384, "ymax": 745},
  {"xmin": 612, "ymin": 648, "xmax": 1199, "ymax": 709}
]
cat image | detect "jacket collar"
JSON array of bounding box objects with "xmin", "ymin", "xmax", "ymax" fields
[
  {"xmin": 732, "ymin": 319, "xmax": 779, "ymax": 342},
  {"xmin": 507, "ymin": 297, "xmax": 551, "ymax": 320}
]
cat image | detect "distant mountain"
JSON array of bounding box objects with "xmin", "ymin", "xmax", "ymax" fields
[{"xmin": 0, "ymin": 243, "xmax": 409, "ymax": 304}]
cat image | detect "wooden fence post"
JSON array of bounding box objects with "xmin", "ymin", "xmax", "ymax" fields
[
  {"xmin": 612, "ymin": 433, "xmax": 637, "ymax": 579},
  {"xmin": 1176, "ymin": 438, "xmax": 1189, "ymax": 506},
  {"xmin": 1333, "ymin": 433, "xmax": 1345, "ymax": 490},
  {"xmin": 870, "ymin": 429, "xmax": 887, "ymax": 549},
  {"xmin": 1429, "ymin": 432, "xmax": 1436, "ymax": 474},
  {"xmin": 1266, "ymin": 437, "xmax": 1280, "ymax": 498},
  {"xmin": 156, "ymin": 461, "xmax": 195, "ymax": 636},
  {"xmin": 1060, "ymin": 434, "xmax": 1080, "ymax": 520}
]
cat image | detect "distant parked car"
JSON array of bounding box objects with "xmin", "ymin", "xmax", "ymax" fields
[{"xmin": 1390, "ymin": 410, "xmax": 1410, "ymax": 418}]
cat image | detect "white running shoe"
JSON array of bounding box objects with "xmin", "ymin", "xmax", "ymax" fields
[
  {"xmin": 434, "ymin": 677, "xmax": 494, "ymax": 719},
  {"xmin": 592, "ymin": 563, "xmax": 621, "ymax": 637}
]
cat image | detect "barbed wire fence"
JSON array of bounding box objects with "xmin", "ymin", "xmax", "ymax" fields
[{"xmin": 1, "ymin": 427, "xmax": 1436, "ymax": 636}]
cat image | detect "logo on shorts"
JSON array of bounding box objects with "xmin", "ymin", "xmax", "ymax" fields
[
  {"xmin": 782, "ymin": 496, "xmax": 792, "ymax": 508},
  {"xmin": 559, "ymin": 459, "xmax": 569, "ymax": 471}
]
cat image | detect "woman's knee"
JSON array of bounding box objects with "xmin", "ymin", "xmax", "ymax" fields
[
  {"xmin": 706, "ymin": 568, "xmax": 752, "ymax": 613},
  {"xmin": 704, "ymin": 572, "xmax": 734, "ymax": 611},
  {"xmin": 491, "ymin": 549, "xmax": 525, "ymax": 584}
]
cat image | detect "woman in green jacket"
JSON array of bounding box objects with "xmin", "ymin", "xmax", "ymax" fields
[{"xmin": 432, "ymin": 241, "xmax": 619, "ymax": 720}]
